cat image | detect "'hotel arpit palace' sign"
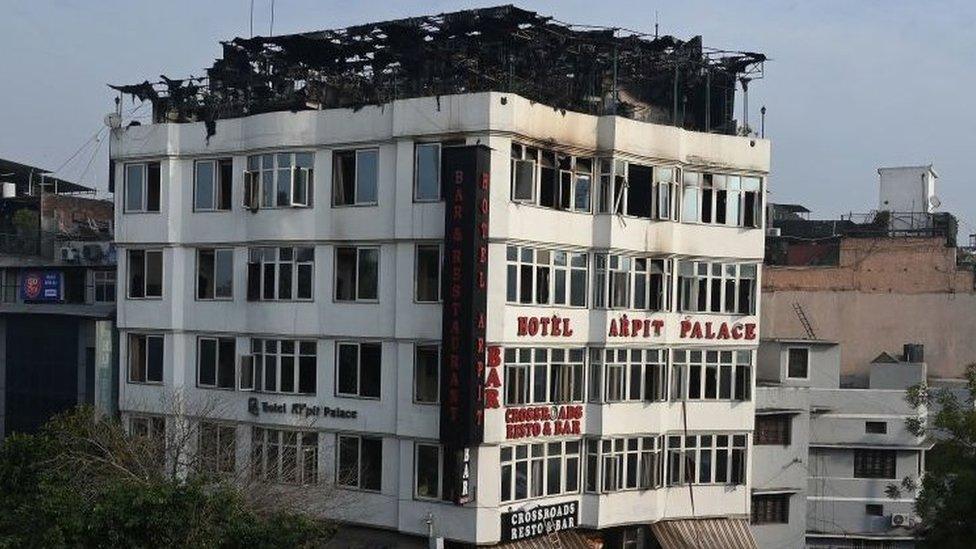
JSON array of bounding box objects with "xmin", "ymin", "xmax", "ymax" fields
[{"xmin": 515, "ymin": 314, "xmax": 757, "ymax": 341}]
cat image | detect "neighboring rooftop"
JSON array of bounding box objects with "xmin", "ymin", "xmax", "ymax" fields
[
  {"xmin": 0, "ymin": 158, "xmax": 95, "ymax": 197},
  {"xmin": 110, "ymin": 5, "xmax": 765, "ymax": 137}
]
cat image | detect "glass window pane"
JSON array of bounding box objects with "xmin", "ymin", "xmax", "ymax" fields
[
  {"xmin": 415, "ymin": 144, "xmax": 440, "ymax": 200},
  {"xmin": 356, "ymin": 150, "xmax": 378, "ymax": 203}
]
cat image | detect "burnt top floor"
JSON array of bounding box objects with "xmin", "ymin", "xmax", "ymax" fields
[{"xmin": 110, "ymin": 5, "xmax": 765, "ymax": 138}]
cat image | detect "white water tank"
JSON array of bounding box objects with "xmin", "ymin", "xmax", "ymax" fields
[
  {"xmin": 1, "ymin": 182, "xmax": 15, "ymax": 198},
  {"xmin": 877, "ymin": 165, "xmax": 938, "ymax": 213}
]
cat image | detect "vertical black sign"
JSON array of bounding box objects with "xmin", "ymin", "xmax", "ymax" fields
[{"xmin": 440, "ymin": 145, "xmax": 491, "ymax": 503}]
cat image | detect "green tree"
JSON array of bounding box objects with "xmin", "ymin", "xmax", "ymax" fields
[
  {"xmin": 0, "ymin": 407, "xmax": 334, "ymax": 548},
  {"xmin": 902, "ymin": 364, "xmax": 976, "ymax": 548}
]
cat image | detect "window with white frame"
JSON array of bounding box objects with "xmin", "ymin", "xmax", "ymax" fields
[
  {"xmin": 248, "ymin": 339, "xmax": 317, "ymax": 394},
  {"xmin": 594, "ymin": 255, "xmax": 671, "ymax": 310},
  {"xmin": 787, "ymin": 347, "xmax": 809, "ymax": 379},
  {"xmin": 197, "ymin": 248, "xmax": 234, "ymax": 300},
  {"xmin": 336, "ymin": 342, "xmax": 381, "ymax": 399},
  {"xmin": 414, "ymin": 143, "xmax": 441, "ymax": 201},
  {"xmin": 415, "ymin": 244, "xmax": 440, "ymax": 302},
  {"xmin": 585, "ymin": 436, "xmax": 664, "ymax": 493},
  {"xmin": 414, "ymin": 344, "xmax": 439, "ymax": 404},
  {"xmin": 333, "ymin": 149, "xmax": 378, "ymax": 206},
  {"xmin": 506, "ymin": 246, "xmax": 587, "ymax": 307},
  {"xmin": 335, "ymin": 246, "xmax": 379, "ymax": 302},
  {"xmin": 670, "ymin": 349, "xmax": 751, "ymax": 401},
  {"xmin": 246, "ymin": 246, "xmax": 314, "ymax": 301},
  {"xmin": 504, "ymin": 348, "xmax": 585, "ymax": 405},
  {"xmin": 251, "ymin": 427, "xmax": 318, "ymax": 485},
  {"xmin": 124, "ymin": 162, "xmax": 161, "ymax": 213},
  {"xmin": 127, "ymin": 249, "xmax": 163, "ymax": 299},
  {"xmin": 243, "ymin": 152, "xmax": 314, "ymax": 210},
  {"xmin": 128, "ymin": 333, "xmax": 163, "ymax": 383},
  {"xmin": 93, "ymin": 270, "xmax": 116, "ymax": 303},
  {"xmin": 198, "ymin": 421, "xmax": 236, "ymax": 475},
  {"xmin": 197, "ymin": 336, "xmax": 236, "ymax": 389},
  {"xmin": 337, "ymin": 434, "xmax": 382, "ymax": 491},
  {"xmin": 680, "ymin": 172, "xmax": 762, "ymax": 228},
  {"xmin": 1, "ymin": 269, "xmax": 16, "ymax": 303},
  {"xmin": 414, "ymin": 443, "xmax": 443, "ymax": 499},
  {"xmin": 665, "ymin": 434, "xmax": 748, "ymax": 486},
  {"xmin": 129, "ymin": 414, "xmax": 165, "ymax": 441},
  {"xmin": 596, "ymin": 160, "xmax": 678, "ymax": 220},
  {"xmin": 500, "ymin": 440, "xmax": 581, "ymax": 502},
  {"xmin": 676, "ymin": 260, "xmax": 757, "ymax": 314},
  {"xmin": 588, "ymin": 349, "xmax": 667, "ymax": 403},
  {"xmin": 510, "ymin": 144, "xmax": 592, "ymax": 213},
  {"xmin": 193, "ymin": 158, "xmax": 233, "ymax": 211}
]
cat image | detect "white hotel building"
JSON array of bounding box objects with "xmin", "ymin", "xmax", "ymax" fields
[{"xmin": 110, "ymin": 10, "xmax": 769, "ymax": 547}]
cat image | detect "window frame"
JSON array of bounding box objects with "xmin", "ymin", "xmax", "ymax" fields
[
  {"xmin": 865, "ymin": 421, "xmax": 888, "ymax": 434},
  {"xmin": 92, "ymin": 270, "xmax": 116, "ymax": 303},
  {"xmin": 246, "ymin": 246, "xmax": 315, "ymax": 302},
  {"xmin": 755, "ymin": 414, "xmax": 793, "ymax": 445},
  {"xmin": 196, "ymin": 336, "xmax": 237, "ymax": 390},
  {"xmin": 251, "ymin": 426, "xmax": 319, "ymax": 486},
  {"xmin": 414, "ymin": 442, "xmax": 444, "ymax": 500},
  {"xmin": 593, "ymin": 254, "xmax": 672, "ymax": 311},
  {"xmin": 248, "ymin": 338, "xmax": 318, "ymax": 395},
  {"xmin": 336, "ymin": 434, "xmax": 383, "ymax": 492},
  {"xmin": 413, "ymin": 142, "xmax": 442, "ymax": 202},
  {"xmin": 243, "ymin": 152, "xmax": 314, "ymax": 210},
  {"xmin": 670, "ymin": 349, "xmax": 752, "ymax": 402},
  {"xmin": 127, "ymin": 249, "xmax": 163, "ymax": 299},
  {"xmin": 332, "ymin": 148, "xmax": 379, "ymax": 207},
  {"xmin": 193, "ymin": 158, "xmax": 234, "ymax": 212},
  {"xmin": 414, "ymin": 244, "xmax": 441, "ymax": 303},
  {"xmin": 786, "ymin": 347, "xmax": 810, "ymax": 380},
  {"xmin": 196, "ymin": 248, "xmax": 235, "ymax": 301},
  {"xmin": 505, "ymin": 245, "xmax": 588, "ymax": 307},
  {"xmin": 197, "ymin": 421, "xmax": 237, "ymax": 475},
  {"xmin": 588, "ymin": 348, "xmax": 668, "ymax": 404},
  {"xmin": 123, "ymin": 162, "xmax": 161, "ymax": 213},
  {"xmin": 503, "ymin": 347, "xmax": 586, "ymax": 406},
  {"xmin": 334, "ymin": 246, "xmax": 380, "ymax": 303},
  {"xmin": 335, "ymin": 341, "xmax": 382, "ymax": 400},
  {"xmin": 501, "ymin": 440, "xmax": 582, "ymax": 503},
  {"xmin": 127, "ymin": 333, "xmax": 164, "ymax": 384},
  {"xmin": 853, "ymin": 449, "xmax": 897, "ymax": 479},
  {"xmin": 510, "ymin": 143, "xmax": 593, "ymax": 213},
  {"xmin": 752, "ymin": 494, "xmax": 791, "ymax": 524},
  {"xmin": 413, "ymin": 343, "xmax": 440, "ymax": 405},
  {"xmin": 675, "ymin": 260, "xmax": 757, "ymax": 315}
]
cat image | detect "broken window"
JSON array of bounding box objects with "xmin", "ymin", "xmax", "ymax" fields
[
  {"xmin": 625, "ymin": 163, "xmax": 653, "ymax": 218},
  {"xmin": 194, "ymin": 158, "xmax": 233, "ymax": 211},
  {"xmin": 333, "ymin": 149, "xmax": 378, "ymax": 206},
  {"xmin": 243, "ymin": 152, "xmax": 313, "ymax": 210},
  {"xmin": 655, "ymin": 167, "xmax": 677, "ymax": 220},
  {"xmin": 594, "ymin": 254, "xmax": 670, "ymax": 310},
  {"xmin": 124, "ymin": 162, "xmax": 160, "ymax": 213},
  {"xmin": 681, "ymin": 171, "xmax": 763, "ymax": 227},
  {"xmin": 414, "ymin": 143, "xmax": 441, "ymax": 201},
  {"xmin": 511, "ymin": 143, "xmax": 592, "ymax": 212}
]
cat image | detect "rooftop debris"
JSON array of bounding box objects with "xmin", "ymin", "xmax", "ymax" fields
[{"xmin": 110, "ymin": 5, "xmax": 765, "ymax": 137}]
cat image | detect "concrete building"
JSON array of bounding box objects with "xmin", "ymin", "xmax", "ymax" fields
[
  {"xmin": 0, "ymin": 158, "xmax": 117, "ymax": 439},
  {"xmin": 763, "ymin": 164, "xmax": 975, "ymax": 382},
  {"xmin": 751, "ymin": 339, "xmax": 929, "ymax": 548},
  {"xmin": 110, "ymin": 7, "xmax": 770, "ymax": 547}
]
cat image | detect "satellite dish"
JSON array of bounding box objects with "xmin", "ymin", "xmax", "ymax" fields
[
  {"xmin": 929, "ymin": 195, "xmax": 941, "ymax": 209},
  {"xmin": 104, "ymin": 112, "xmax": 122, "ymax": 129}
]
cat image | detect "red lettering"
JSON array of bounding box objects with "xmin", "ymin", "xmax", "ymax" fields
[
  {"xmin": 517, "ymin": 317, "xmax": 528, "ymax": 336},
  {"xmin": 690, "ymin": 322, "xmax": 704, "ymax": 338},
  {"xmin": 679, "ymin": 320, "xmax": 692, "ymax": 338},
  {"xmin": 539, "ymin": 317, "xmax": 551, "ymax": 336},
  {"xmin": 631, "ymin": 318, "xmax": 642, "ymax": 338},
  {"xmin": 485, "ymin": 388, "xmax": 500, "ymax": 409},
  {"xmin": 609, "ymin": 319, "xmax": 618, "ymax": 337},
  {"xmin": 485, "ymin": 368, "xmax": 502, "ymax": 389},
  {"xmin": 745, "ymin": 323, "xmax": 757, "ymax": 340},
  {"xmin": 717, "ymin": 323, "xmax": 731, "ymax": 340},
  {"xmin": 651, "ymin": 319, "xmax": 664, "ymax": 336},
  {"xmin": 488, "ymin": 346, "xmax": 501, "ymax": 367},
  {"xmin": 527, "ymin": 317, "xmax": 539, "ymax": 336},
  {"xmin": 705, "ymin": 322, "xmax": 715, "ymax": 339},
  {"xmin": 563, "ymin": 317, "xmax": 573, "ymax": 336},
  {"xmin": 731, "ymin": 324, "xmax": 744, "ymax": 340},
  {"xmin": 551, "ymin": 315, "xmax": 562, "ymax": 337}
]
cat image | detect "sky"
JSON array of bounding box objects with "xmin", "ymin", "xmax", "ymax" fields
[{"xmin": 2, "ymin": 0, "xmax": 974, "ymax": 231}]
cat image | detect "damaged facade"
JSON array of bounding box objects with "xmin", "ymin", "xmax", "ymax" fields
[
  {"xmin": 111, "ymin": 6, "xmax": 769, "ymax": 547},
  {"xmin": 111, "ymin": 5, "xmax": 764, "ymax": 139}
]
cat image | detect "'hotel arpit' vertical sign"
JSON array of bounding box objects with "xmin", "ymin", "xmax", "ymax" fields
[{"xmin": 440, "ymin": 145, "xmax": 491, "ymax": 504}]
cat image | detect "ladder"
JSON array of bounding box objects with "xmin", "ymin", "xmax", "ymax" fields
[{"xmin": 792, "ymin": 301, "xmax": 816, "ymax": 339}]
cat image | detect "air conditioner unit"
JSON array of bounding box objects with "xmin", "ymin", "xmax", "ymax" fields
[
  {"xmin": 891, "ymin": 513, "xmax": 909, "ymax": 527},
  {"xmin": 60, "ymin": 246, "xmax": 79, "ymax": 262}
]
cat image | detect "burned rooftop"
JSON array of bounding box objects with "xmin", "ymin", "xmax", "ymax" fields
[{"xmin": 111, "ymin": 5, "xmax": 765, "ymax": 137}]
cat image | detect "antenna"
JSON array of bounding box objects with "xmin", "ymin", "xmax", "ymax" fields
[
  {"xmin": 654, "ymin": 10, "xmax": 659, "ymax": 38},
  {"xmin": 270, "ymin": 0, "xmax": 275, "ymax": 36},
  {"xmin": 249, "ymin": 0, "xmax": 254, "ymax": 37}
]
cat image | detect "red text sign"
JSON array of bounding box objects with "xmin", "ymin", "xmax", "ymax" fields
[
  {"xmin": 505, "ymin": 405, "xmax": 583, "ymax": 440},
  {"xmin": 517, "ymin": 315, "xmax": 574, "ymax": 337},
  {"xmin": 679, "ymin": 320, "xmax": 756, "ymax": 340}
]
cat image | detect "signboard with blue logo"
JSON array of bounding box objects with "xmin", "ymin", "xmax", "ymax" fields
[{"xmin": 21, "ymin": 270, "xmax": 62, "ymax": 301}]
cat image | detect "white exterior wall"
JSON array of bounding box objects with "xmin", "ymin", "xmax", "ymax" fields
[
  {"xmin": 112, "ymin": 92, "xmax": 769, "ymax": 545},
  {"xmin": 877, "ymin": 165, "xmax": 938, "ymax": 214}
]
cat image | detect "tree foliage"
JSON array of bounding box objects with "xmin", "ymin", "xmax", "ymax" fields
[
  {"xmin": 0, "ymin": 407, "xmax": 333, "ymax": 548},
  {"xmin": 904, "ymin": 364, "xmax": 976, "ymax": 548}
]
